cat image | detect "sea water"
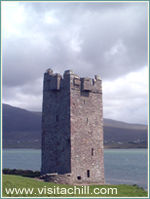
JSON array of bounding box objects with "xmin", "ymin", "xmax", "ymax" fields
[{"xmin": 2, "ymin": 148, "xmax": 148, "ymax": 189}]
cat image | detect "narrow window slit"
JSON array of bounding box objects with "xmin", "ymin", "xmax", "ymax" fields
[
  {"xmin": 91, "ymin": 148, "xmax": 94, "ymax": 156},
  {"xmin": 87, "ymin": 170, "xmax": 90, "ymax": 178}
]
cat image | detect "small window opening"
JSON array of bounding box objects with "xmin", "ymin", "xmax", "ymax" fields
[
  {"xmin": 77, "ymin": 176, "xmax": 81, "ymax": 180},
  {"xmin": 87, "ymin": 118, "xmax": 88, "ymax": 123},
  {"xmin": 91, "ymin": 148, "xmax": 94, "ymax": 156},
  {"xmin": 56, "ymin": 115, "xmax": 59, "ymax": 122},
  {"xmin": 87, "ymin": 170, "xmax": 90, "ymax": 178}
]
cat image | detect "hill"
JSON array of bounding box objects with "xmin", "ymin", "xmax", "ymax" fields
[{"xmin": 2, "ymin": 104, "xmax": 148, "ymax": 149}]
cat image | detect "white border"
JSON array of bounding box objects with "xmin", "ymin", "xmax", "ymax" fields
[{"xmin": 1, "ymin": 1, "xmax": 149, "ymax": 198}]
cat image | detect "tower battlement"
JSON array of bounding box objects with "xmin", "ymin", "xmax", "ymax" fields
[
  {"xmin": 41, "ymin": 68, "xmax": 105, "ymax": 184},
  {"xmin": 44, "ymin": 68, "xmax": 102, "ymax": 94}
]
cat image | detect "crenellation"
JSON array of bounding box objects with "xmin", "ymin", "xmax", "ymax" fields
[
  {"xmin": 73, "ymin": 77, "xmax": 81, "ymax": 88},
  {"xmin": 44, "ymin": 69, "xmax": 102, "ymax": 94},
  {"xmin": 94, "ymin": 75, "xmax": 101, "ymax": 81},
  {"xmin": 46, "ymin": 68, "xmax": 53, "ymax": 75},
  {"xmin": 63, "ymin": 70, "xmax": 74, "ymax": 80},
  {"xmin": 81, "ymin": 78, "xmax": 92, "ymax": 91},
  {"xmin": 50, "ymin": 74, "xmax": 62, "ymax": 91}
]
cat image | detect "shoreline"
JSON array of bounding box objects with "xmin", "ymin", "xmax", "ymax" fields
[{"xmin": 2, "ymin": 147, "xmax": 148, "ymax": 150}]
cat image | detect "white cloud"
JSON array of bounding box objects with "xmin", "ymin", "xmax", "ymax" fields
[
  {"xmin": 103, "ymin": 67, "xmax": 148, "ymax": 124},
  {"xmin": 44, "ymin": 11, "xmax": 59, "ymax": 24},
  {"xmin": 2, "ymin": 2, "xmax": 27, "ymax": 38}
]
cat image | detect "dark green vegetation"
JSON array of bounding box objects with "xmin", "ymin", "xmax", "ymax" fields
[
  {"xmin": 3, "ymin": 175, "xmax": 147, "ymax": 197},
  {"xmin": 3, "ymin": 104, "xmax": 147, "ymax": 149},
  {"xmin": 3, "ymin": 168, "xmax": 40, "ymax": 178}
]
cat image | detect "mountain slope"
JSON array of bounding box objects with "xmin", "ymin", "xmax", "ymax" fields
[
  {"xmin": 3, "ymin": 104, "xmax": 41, "ymax": 132},
  {"xmin": 2, "ymin": 104, "xmax": 148, "ymax": 149}
]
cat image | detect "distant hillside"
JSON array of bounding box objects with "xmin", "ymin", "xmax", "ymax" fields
[
  {"xmin": 3, "ymin": 104, "xmax": 41, "ymax": 132},
  {"xmin": 104, "ymin": 118, "xmax": 147, "ymax": 130},
  {"xmin": 2, "ymin": 104, "xmax": 148, "ymax": 149}
]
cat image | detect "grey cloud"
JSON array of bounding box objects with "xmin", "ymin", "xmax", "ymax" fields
[
  {"xmin": 3, "ymin": 77, "xmax": 43, "ymax": 111},
  {"xmin": 2, "ymin": 2, "xmax": 148, "ymax": 123},
  {"xmin": 3, "ymin": 2, "xmax": 148, "ymax": 86}
]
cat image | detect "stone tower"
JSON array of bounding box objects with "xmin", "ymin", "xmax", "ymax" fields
[{"xmin": 41, "ymin": 69, "xmax": 105, "ymax": 184}]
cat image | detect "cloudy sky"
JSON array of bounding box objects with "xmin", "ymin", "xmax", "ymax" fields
[{"xmin": 2, "ymin": 2, "xmax": 148, "ymax": 124}]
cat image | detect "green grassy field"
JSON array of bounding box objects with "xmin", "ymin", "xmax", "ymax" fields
[{"xmin": 3, "ymin": 175, "xmax": 148, "ymax": 197}]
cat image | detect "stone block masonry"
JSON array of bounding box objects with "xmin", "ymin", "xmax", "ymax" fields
[{"xmin": 41, "ymin": 68, "xmax": 105, "ymax": 184}]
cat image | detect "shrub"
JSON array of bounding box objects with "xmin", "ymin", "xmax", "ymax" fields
[{"xmin": 2, "ymin": 168, "xmax": 41, "ymax": 178}]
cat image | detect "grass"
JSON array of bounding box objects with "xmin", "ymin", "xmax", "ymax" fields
[{"xmin": 2, "ymin": 174, "xmax": 148, "ymax": 197}]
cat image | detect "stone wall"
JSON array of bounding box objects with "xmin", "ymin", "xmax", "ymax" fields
[
  {"xmin": 40, "ymin": 173, "xmax": 72, "ymax": 184},
  {"xmin": 41, "ymin": 69, "xmax": 71, "ymax": 174},
  {"xmin": 70, "ymin": 73, "xmax": 104, "ymax": 184},
  {"xmin": 41, "ymin": 69, "xmax": 105, "ymax": 184}
]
